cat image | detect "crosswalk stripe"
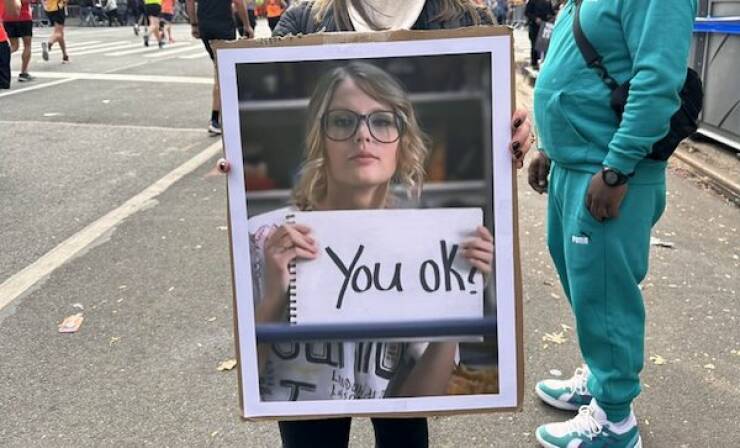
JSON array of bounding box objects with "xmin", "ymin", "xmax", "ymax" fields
[
  {"xmin": 31, "ymin": 41, "xmax": 105, "ymax": 54},
  {"xmin": 106, "ymin": 41, "xmax": 189, "ymax": 57},
  {"xmin": 70, "ymin": 42, "xmax": 143, "ymax": 56},
  {"xmin": 177, "ymin": 52, "xmax": 206, "ymax": 60},
  {"xmin": 32, "ymin": 40, "xmax": 101, "ymax": 50},
  {"xmin": 144, "ymin": 44, "xmax": 203, "ymax": 58},
  {"xmin": 32, "ymin": 41, "xmax": 130, "ymax": 55}
]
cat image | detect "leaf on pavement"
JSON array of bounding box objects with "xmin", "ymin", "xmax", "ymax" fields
[
  {"xmin": 58, "ymin": 313, "xmax": 84, "ymax": 333},
  {"xmin": 703, "ymin": 363, "xmax": 716, "ymax": 370},
  {"xmin": 542, "ymin": 332, "xmax": 567, "ymax": 344},
  {"xmin": 217, "ymin": 359, "xmax": 237, "ymax": 371},
  {"xmin": 649, "ymin": 355, "xmax": 667, "ymax": 365}
]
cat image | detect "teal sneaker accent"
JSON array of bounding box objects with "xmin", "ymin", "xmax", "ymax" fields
[
  {"xmin": 535, "ymin": 402, "xmax": 642, "ymax": 448},
  {"xmin": 535, "ymin": 366, "xmax": 593, "ymax": 411}
]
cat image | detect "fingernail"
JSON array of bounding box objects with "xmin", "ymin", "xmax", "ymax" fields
[{"xmin": 513, "ymin": 118, "xmax": 522, "ymax": 128}]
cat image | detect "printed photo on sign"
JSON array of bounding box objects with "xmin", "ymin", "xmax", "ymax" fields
[{"xmin": 216, "ymin": 29, "xmax": 521, "ymax": 419}]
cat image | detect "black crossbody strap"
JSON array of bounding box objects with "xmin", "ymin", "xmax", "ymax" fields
[{"xmin": 572, "ymin": 0, "xmax": 620, "ymax": 91}]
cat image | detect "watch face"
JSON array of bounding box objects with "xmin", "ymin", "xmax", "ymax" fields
[{"xmin": 604, "ymin": 170, "xmax": 619, "ymax": 186}]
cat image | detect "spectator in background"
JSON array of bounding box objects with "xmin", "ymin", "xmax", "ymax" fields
[
  {"xmin": 234, "ymin": 0, "xmax": 255, "ymax": 36},
  {"xmin": 494, "ymin": 0, "xmax": 507, "ymax": 25},
  {"xmin": 529, "ymin": 0, "xmax": 698, "ymax": 446},
  {"xmin": 265, "ymin": 0, "xmax": 285, "ymax": 31},
  {"xmin": 524, "ymin": 0, "xmax": 553, "ymax": 69},
  {"xmin": 105, "ymin": 0, "xmax": 121, "ymax": 25},
  {"xmin": 2, "ymin": 0, "xmax": 35, "ymax": 82},
  {"xmin": 186, "ymin": 0, "xmax": 253, "ymax": 134}
]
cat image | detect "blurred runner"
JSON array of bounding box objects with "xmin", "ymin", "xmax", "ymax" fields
[
  {"xmin": 142, "ymin": 0, "xmax": 164, "ymax": 48},
  {"xmin": 2, "ymin": 0, "xmax": 34, "ymax": 82},
  {"xmin": 41, "ymin": 0, "xmax": 69, "ymax": 63},
  {"xmin": 1, "ymin": 0, "xmax": 21, "ymax": 89},
  {"xmin": 186, "ymin": 0, "xmax": 253, "ymax": 134},
  {"xmin": 160, "ymin": 0, "xmax": 174, "ymax": 42}
]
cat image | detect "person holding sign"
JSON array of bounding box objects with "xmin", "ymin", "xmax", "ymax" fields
[
  {"xmin": 243, "ymin": 61, "xmax": 496, "ymax": 448},
  {"xmin": 272, "ymin": 0, "xmax": 533, "ymax": 170}
]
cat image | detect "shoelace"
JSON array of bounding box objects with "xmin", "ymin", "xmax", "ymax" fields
[
  {"xmin": 568, "ymin": 366, "xmax": 589, "ymax": 396},
  {"xmin": 566, "ymin": 405, "xmax": 603, "ymax": 440}
]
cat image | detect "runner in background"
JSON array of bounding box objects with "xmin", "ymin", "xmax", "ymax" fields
[
  {"xmin": 2, "ymin": 0, "xmax": 34, "ymax": 82},
  {"xmin": 1, "ymin": 0, "xmax": 21, "ymax": 89},
  {"xmin": 265, "ymin": 0, "xmax": 284, "ymax": 31},
  {"xmin": 41, "ymin": 0, "xmax": 69, "ymax": 63},
  {"xmin": 186, "ymin": 0, "xmax": 253, "ymax": 135},
  {"xmin": 131, "ymin": 0, "xmax": 148, "ymax": 35},
  {"xmin": 142, "ymin": 0, "xmax": 164, "ymax": 47},
  {"xmin": 159, "ymin": 0, "xmax": 175, "ymax": 43}
]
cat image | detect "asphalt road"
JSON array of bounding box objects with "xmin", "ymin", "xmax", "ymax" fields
[{"xmin": 1, "ymin": 24, "xmax": 738, "ymax": 447}]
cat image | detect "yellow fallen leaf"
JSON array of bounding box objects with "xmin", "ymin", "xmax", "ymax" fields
[
  {"xmin": 217, "ymin": 359, "xmax": 237, "ymax": 371},
  {"xmin": 703, "ymin": 363, "xmax": 716, "ymax": 370},
  {"xmin": 109, "ymin": 336, "xmax": 121, "ymax": 346},
  {"xmin": 649, "ymin": 355, "xmax": 667, "ymax": 365},
  {"xmin": 542, "ymin": 332, "xmax": 567, "ymax": 344},
  {"xmin": 561, "ymin": 324, "xmax": 572, "ymax": 332}
]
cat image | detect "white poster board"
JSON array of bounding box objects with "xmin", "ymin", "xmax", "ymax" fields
[{"xmin": 216, "ymin": 27, "xmax": 522, "ymax": 420}]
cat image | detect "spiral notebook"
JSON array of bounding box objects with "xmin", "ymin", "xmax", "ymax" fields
[{"xmin": 286, "ymin": 208, "xmax": 486, "ymax": 326}]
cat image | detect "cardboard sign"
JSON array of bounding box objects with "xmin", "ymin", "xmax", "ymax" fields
[
  {"xmin": 216, "ymin": 27, "xmax": 523, "ymax": 420},
  {"xmin": 290, "ymin": 209, "xmax": 484, "ymax": 325}
]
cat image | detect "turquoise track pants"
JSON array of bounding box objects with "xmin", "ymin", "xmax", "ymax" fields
[{"xmin": 546, "ymin": 163, "xmax": 666, "ymax": 422}]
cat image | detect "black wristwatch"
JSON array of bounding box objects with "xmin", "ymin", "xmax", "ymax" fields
[{"xmin": 601, "ymin": 167, "xmax": 629, "ymax": 187}]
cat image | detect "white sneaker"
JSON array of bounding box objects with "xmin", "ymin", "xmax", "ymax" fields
[
  {"xmin": 536, "ymin": 401, "xmax": 642, "ymax": 448},
  {"xmin": 535, "ymin": 365, "xmax": 593, "ymax": 411}
]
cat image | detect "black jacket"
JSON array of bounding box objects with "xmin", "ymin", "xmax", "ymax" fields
[
  {"xmin": 524, "ymin": 0, "xmax": 554, "ymax": 25},
  {"xmin": 272, "ymin": 0, "xmax": 493, "ymax": 36}
]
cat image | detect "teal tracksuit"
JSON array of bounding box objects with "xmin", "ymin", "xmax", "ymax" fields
[{"xmin": 533, "ymin": 0, "xmax": 697, "ymax": 421}]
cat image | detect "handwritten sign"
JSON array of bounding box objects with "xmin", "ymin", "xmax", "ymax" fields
[{"xmin": 289, "ymin": 209, "xmax": 485, "ymax": 325}]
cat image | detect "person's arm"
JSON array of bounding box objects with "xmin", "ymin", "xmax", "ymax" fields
[
  {"xmin": 602, "ymin": 0, "xmax": 696, "ymax": 175},
  {"xmin": 186, "ymin": 0, "xmax": 199, "ymax": 37},
  {"xmin": 396, "ymin": 343, "xmax": 457, "ymax": 396},
  {"xmin": 233, "ymin": 0, "xmax": 253, "ymax": 37},
  {"xmin": 4, "ymin": 0, "xmax": 21, "ymax": 15}
]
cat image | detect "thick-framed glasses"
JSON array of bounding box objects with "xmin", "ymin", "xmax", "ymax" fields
[{"xmin": 322, "ymin": 109, "xmax": 404, "ymax": 144}]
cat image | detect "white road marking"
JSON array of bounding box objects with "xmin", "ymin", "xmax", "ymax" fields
[
  {"xmin": 177, "ymin": 51, "xmax": 206, "ymax": 60},
  {"xmin": 11, "ymin": 71, "xmax": 213, "ymax": 84},
  {"xmin": 144, "ymin": 44, "xmax": 203, "ymax": 58},
  {"xmin": 31, "ymin": 40, "xmax": 102, "ymax": 52},
  {"xmin": 0, "ymin": 141, "xmax": 223, "ymax": 312},
  {"xmin": 68, "ymin": 42, "xmax": 142, "ymax": 56},
  {"xmin": 0, "ymin": 120, "xmax": 207, "ymax": 133},
  {"xmin": 0, "ymin": 78, "xmax": 75, "ymax": 99},
  {"xmin": 106, "ymin": 41, "xmax": 189, "ymax": 57}
]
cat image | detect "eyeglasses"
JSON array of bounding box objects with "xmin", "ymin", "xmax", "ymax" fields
[{"xmin": 322, "ymin": 109, "xmax": 404, "ymax": 144}]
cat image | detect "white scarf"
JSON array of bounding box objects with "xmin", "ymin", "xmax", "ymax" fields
[{"xmin": 347, "ymin": 0, "xmax": 427, "ymax": 31}]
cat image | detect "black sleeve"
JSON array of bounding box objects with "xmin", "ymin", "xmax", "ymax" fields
[
  {"xmin": 272, "ymin": 1, "xmax": 312, "ymax": 37},
  {"xmin": 525, "ymin": 0, "xmax": 535, "ymax": 20}
]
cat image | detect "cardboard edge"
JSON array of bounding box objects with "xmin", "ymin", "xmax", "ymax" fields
[
  {"xmin": 211, "ymin": 25, "xmax": 512, "ymax": 52},
  {"xmin": 509, "ymin": 31, "xmax": 526, "ymax": 412},
  {"xmin": 217, "ymin": 26, "xmax": 522, "ymax": 420},
  {"xmin": 243, "ymin": 404, "xmax": 522, "ymax": 422}
]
